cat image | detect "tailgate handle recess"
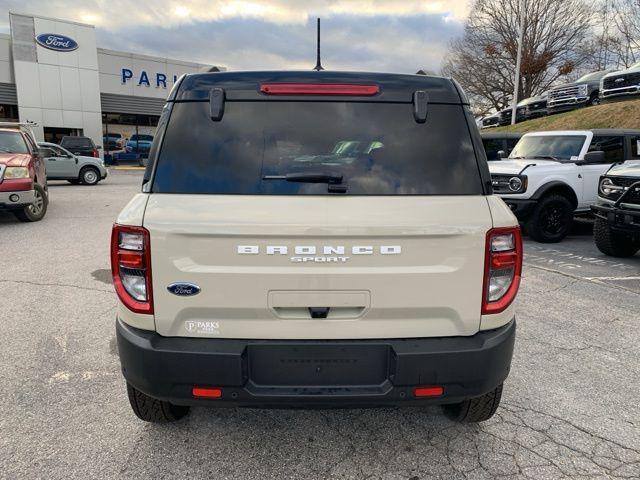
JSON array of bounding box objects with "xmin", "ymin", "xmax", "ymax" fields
[{"xmin": 308, "ymin": 307, "xmax": 330, "ymax": 319}]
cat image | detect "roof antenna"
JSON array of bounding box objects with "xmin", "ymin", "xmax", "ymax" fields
[{"xmin": 313, "ymin": 18, "xmax": 324, "ymax": 71}]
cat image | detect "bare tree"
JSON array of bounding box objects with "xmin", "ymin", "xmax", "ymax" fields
[
  {"xmin": 442, "ymin": 0, "xmax": 594, "ymax": 113},
  {"xmin": 610, "ymin": 0, "xmax": 640, "ymax": 67}
]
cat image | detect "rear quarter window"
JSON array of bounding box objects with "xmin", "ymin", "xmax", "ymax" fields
[{"xmin": 152, "ymin": 101, "xmax": 483, "ymax": 195}]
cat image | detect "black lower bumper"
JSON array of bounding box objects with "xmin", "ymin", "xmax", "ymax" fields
[
  {"xmin": 501, "ymin": 198, "xmax": 538, "ymax": 220},
  {"xmin": 116, "ymin": 318, "xmax": 516, "ymax": 407},
  {"xmin": 592, "ymin": 203, "xmax": 640, "ymax": 232}
]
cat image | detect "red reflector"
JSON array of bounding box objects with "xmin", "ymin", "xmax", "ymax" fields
[
  {"xmin": 192, "ymin": 387, "xmax": 223, "ymax": 399},
  {"xmin": 260, "ymin": 83, "xmax": 380, "ymax": 96},
  {"xmin": 118, "ymin": 250, "xmax": 144, "ymax": 269},
  {"xmin": 414, "ymin": 386, "xmax": 444, "ymax": 398}
]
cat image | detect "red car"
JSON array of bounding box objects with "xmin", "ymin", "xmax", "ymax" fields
[{"xmin": 0, "ymin": 123, "xmax": 48, "ymax": 222}]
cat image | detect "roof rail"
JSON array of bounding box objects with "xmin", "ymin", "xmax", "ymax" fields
[{"xmin": 0, "ymin": 121, "xmax": 39, "ymax": 140}]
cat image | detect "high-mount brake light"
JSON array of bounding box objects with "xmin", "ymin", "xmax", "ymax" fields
[
  {"xmin": 259, "ymin": 83, "xmax": 380, "ymax": 96},
  {"xmin": 482, "ymin": 226, "xmax": 522, "ymax": 315},
  {"xmin": 110, "ymin": 224, "xmax": 153, "ymax": 314}
]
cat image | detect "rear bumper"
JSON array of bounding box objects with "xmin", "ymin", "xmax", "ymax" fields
[
  {"xmin": 117, "ymin": 318, "xmax": 516, "ymax": 407},
  {"xmin": 0, "ymin": 189, "xmax": 35, "ymax": 208},
  {"xmin": 592, "ymin": 203, "xmax": 640, "ymax": 232}
]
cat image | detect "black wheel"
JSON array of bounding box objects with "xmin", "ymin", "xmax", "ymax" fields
[
  {"xmin": 594, "ymin": 217, "xmax": 640, "ymax": 257},
  {"xmin": 126, "ymin": 383, "xmax": 190, "ymax": 423},
  {"xmin": 526, "ymin": 194, "xmax": 574, "ymax": 243},
  {"xmin": 80, "ymin": 166, "xmax": 100, "ymax": 185},
  {"xmin": 443, "ymin": 384, "xmax": 503, "ymax": 423},
  {"xmin": 14, "ymin": 184, "xmax": 48, "ymax": 222},
  {"xmin": 588, "ymin": 93, "xmax": 601, "ymax": 106}
]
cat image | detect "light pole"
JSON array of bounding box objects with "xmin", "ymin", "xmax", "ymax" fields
[{"xmin": 511, "ymin": 0, "xmax": 526, "ymax": 125}]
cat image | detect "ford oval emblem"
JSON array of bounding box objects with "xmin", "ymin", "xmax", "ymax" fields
[
  {"xmin": 35, "ymin": 33, "xmax": 79, "ymax": 52},
  {"xmin": 167, "ymin": 283, "xmax": 201, "ymax": 296}
]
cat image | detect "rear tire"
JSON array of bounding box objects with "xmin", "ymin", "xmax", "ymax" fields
[
  {"xmin": 14, "ymin": 184, "xmax": 48, "ymax": 222},
  {"xmin": 126, "ymin": 383, "xmax": 190, "ymax": 423},
  {"xmin": 443, "ymin": 384, "xmax": 503, "ymax": 423},
  {"xmin": 526, "ymin": 194, "xmax": 574, "ymax": 243},
  {"xmin": 594, "ymin": 217, "xmax": 640, "ymax": 257}
]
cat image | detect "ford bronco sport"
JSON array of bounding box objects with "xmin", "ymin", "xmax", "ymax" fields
[
  {"xmin": 591, "ymin": 160, "xmax": 640, "ymax": 257},
  {"xmin": 112, "ymin": 71, "xmax": 521, "ymax": 423}
]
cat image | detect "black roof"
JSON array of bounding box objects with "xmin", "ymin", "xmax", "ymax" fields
[
  {"xmin": 589, "ymin": 129, "xmax": 640, "ymax": 135},
  {"xmin": 171, "ymin": 70, "xmax": 467, "ymax": 104},
  {"xmin": 481, "ymin": 132, "xmax": 524, "ymax": 139}
]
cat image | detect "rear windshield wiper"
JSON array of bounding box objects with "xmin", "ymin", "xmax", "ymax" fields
[
  {"xmin": 263, "ymin": 173, "xmax": 347, "ymax": 193},
  {"xmin": 263, "ymin": 173, "xmax": 344, "ymax": 184}
]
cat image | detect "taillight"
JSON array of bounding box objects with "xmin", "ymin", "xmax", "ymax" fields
[
  {"xmin": 482, "ymin": 226, "xmax": 522, "ymax": 315},
  {"xmin": 259, "ymin": 83, "xmax": 380, "ymax": 96},
  {"xmin": 110, "ymin": 224, "xmax": 153, "ymax": 314},
  {"xmin": 93, "ymin": 148, "xmax": 99, "ymax": 158}
]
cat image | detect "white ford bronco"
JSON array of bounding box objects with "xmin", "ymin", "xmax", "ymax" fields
[
  {"xmin": 112, "ymin": 71, "xmax": 521, "ymax": 423},
  {"xmin": 591, "ymin": 160, "xmax": 640, "ymax": 257},
  {"xmin": 489, "ymin": 129, "xmax": 640, "ymax": 242}
]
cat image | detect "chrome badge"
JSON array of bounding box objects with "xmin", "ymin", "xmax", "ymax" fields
[{"xmin": 167, "ymin": 283, "xmax": 201, "ymax": 296}]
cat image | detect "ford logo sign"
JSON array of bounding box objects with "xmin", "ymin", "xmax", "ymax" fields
[
  {"xmin": 167, "ymin": 282, "xmax": 201, "ymax": 296},
  {"xmin": 35, "ymin": 33, "xmax": 78, "ymax": 52},
  {"xmin": 615, "ymin": 78, "xmax": 625, "ymax": 83}
]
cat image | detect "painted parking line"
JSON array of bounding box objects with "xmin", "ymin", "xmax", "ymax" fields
[{"xmin": 110, "ymin": 166, "xmax": 145, "ymax": 171}]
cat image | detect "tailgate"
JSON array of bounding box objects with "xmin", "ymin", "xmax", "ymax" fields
[{"xmin": 144, "ymin": 194, "xmax": 492, "ymax": 339}]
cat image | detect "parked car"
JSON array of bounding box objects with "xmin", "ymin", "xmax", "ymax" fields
[
  {"xmin": 497, "ymin": 107, "xmax": 517, "ymax": 126},
  {"xmin": 0, "ymin": 122, "xmax": 48, "ymax": 222},
  {"xmin": 60, "ymin": 135, "xmax": 100, "ymax": 158},
  {"xmin": 547, "ymin": 70, "xmax": 612, "ymax": 114},
  {"xmin": 38, "ymin": 142, "xmax": 108, "ymax": 185},
  {"xmin": 517, "ymin": 91, "xmax": 549, "ymax": 121},
  {"xmin": 489, "ymin": 129, "xmax": 640, "ymax": 242},
  {"xmin": 103, "ymin": 133, "xmax": 125, "ymax": 151},
  {"xmin": 481, "ymin": 113, "xmax": 500, "ymax": 129},
  {"xmin": 600, "ymin": 62, "xmax": 640, "ymax": 103},
  {"xmin": 113, "ymin": 70, "xmax": 520, "ymax": 424},
  {"xmin": 125, "ymin": 134, "xmax": 153, "ymax": 157},
  {"xmin": 591, "ymin": 160, "xmax": 640, "ymax": 257},
  {"xmin": 482, "ymin": 132, "xmax": 523, "ymax": 160}
]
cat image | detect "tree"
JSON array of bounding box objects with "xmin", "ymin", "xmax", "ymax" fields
[
  {"xmin": 610, "ymin": 0, "xmax": 640, "ymax": 67},
  {"xmin": 442, "ymin": 0, "xmax": 594, "ymax": 114}
]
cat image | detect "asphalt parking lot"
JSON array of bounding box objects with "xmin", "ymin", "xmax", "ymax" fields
[{"xmin": 1, "ymin": 170, "xmax": 639, "ymax": 479}]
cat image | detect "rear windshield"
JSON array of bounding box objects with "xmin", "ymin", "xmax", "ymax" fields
[
  {"xmin": 61, "ymin": 137, "xmax": 93, "ymax": 148},
  {"xmin": 152, "ymin": 101, "xmax": 483, "ymax": 195},
  {"xmin": 0, "ymin": 131, "xmax": 29, "ymax": 154}
]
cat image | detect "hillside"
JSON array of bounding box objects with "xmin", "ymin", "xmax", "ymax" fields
[{"xmin": 493, "ymin": 98, "xmax": 640, "ymax": 133}]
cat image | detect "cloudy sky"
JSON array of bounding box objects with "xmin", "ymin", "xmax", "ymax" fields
[{"xmin": 0, "ymin": 1, "xmax": 470, "ymax": 73}]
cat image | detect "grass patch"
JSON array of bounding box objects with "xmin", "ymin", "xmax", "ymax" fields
[{"xmin": 492, "ymin": 99, "xmax": 640, "ymax": 133}]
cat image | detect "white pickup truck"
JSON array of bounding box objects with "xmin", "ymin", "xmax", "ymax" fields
[{"xmin": 489, "ymin": 129, "xmax": 640, "ymax": 242}]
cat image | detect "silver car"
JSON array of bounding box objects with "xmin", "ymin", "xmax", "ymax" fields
[{"xmin": 38, "ymin": 142, "xmax": 108, "ymax": 185}]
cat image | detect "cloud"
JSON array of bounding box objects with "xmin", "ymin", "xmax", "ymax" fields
[
  {"xmin": 0, "ymin": 0, "xmax": 471, "ymax": 29},
  {"xmin": 95, "ymin": 14, "xmax": 462, "ymax": 73},
  {"xmin": 0, "ymin": 2, "xmax": 468, "ymax": 73}
]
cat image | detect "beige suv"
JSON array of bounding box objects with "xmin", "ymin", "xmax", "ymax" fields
[{"xmin": 112, "ymin": 71, "xmax": 522, "ymax": 423}]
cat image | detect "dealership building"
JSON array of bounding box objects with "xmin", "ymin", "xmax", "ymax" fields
[{"xmin": 0, "ymin": 12, "xmax": 223, "ymax": 150}]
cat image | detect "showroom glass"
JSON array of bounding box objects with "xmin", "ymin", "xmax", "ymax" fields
[
  {"xmin": 0, "ymin": 131, "xmax": 29, "ymax": 154},
  {"xmin": 509, "ymin": 135, "xmax": 587, "ymax": 161},
  {"xmin": 153, "ymin": 101, "xmax": 483, "ymax": 195},
  {"xmin": 131, "ymin": 134, "xmax": 153, "ymax": 141}
]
